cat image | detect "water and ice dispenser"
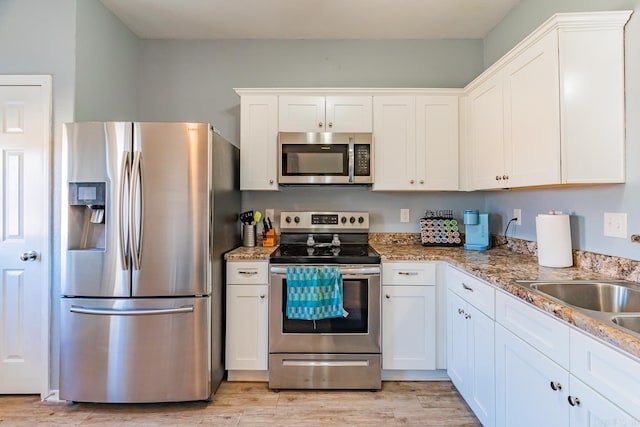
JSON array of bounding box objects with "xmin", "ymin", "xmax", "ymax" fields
[{"xmin": 67, "ymin": 182, "xmax": 106, "ymax": 250}]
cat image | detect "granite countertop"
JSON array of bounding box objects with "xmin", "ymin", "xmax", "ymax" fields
[
  {"xmin": 224, "ymin": 240, "xmax": 640, "ymax": 360},
  {"xmin": 225, "ymin": 245, "xmax": 276, "ymax": 261},
  {"xmin": 371, "ymin": 241, "xmax": 640, "ymax": 360}
]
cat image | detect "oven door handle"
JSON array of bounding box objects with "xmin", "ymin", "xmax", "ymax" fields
[{"xmin": 270, "ymin": 266, "xmax": 380, "ymax": 276}]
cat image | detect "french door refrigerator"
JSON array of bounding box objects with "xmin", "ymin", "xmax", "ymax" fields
[{"xmin": 60, "ymin": 122, "xmax": 240, "ymax": 403}]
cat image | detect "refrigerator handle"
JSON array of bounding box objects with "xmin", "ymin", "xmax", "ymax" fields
[
  {"xmin": 119, "ymin": 151, "xmax": 131, "ymax": 271},
  {"xmin": 129, "ymin": 151, "xmax": 144, "ymax": 270},
  {"xmin": 70, "ymin": 305, "xmax": 194, "ymax": 316}
]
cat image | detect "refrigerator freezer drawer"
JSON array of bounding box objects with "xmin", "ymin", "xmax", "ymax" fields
[{"xmin": 60, "ymin": 297, "xmax": 211, "ymax": 403}]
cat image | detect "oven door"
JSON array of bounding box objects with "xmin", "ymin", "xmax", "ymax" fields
[{"xmin": 269, "ymin": 265, "xmax": 380, "ymax": 354}]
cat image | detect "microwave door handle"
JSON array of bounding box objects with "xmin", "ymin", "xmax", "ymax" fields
[{"xmin": 348, "ymin": 137, "xmax": 355, "ymax": 183}]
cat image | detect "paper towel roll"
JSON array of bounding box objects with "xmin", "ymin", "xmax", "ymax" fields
[{"xmin": 535, "ymin": 213, "xmax": 573, "ymax": 268}]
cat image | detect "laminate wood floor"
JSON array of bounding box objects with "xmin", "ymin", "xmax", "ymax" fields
[{"xmin": 0, "ymin": 381, "xmax": 480, "ymax": 426}]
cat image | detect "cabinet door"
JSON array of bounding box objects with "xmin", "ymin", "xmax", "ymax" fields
[
  {"xmin": 240, "ymin": 95, "xmax": 279, "ymax": 190},
  {"xmin": 278, "ymin": 95, "xmax": 325, "ymax": 132},
  {"xmin": 225, "ymin": 284, "xmax": 268, "ymax": 370},
  {"xmin": 325, "ymin": 96, "xmax": 372, "ymax": 132},
  {"xmin": 504, "ymin": 30, "xmax": 561, "ymax": 188},
  {"xmin": 569, "ymin": 376, "xmax": 638, "ymax": 427},
  {"xmin": 415, "ymin": 95, "xmax": 459, "ymax": 190},
  {"xmin": 467, "ymin": 305, "xmax": 495, "ymax": 427},
  {"xmin": 372, "ymin": 96, "xmax": 416, "ymax": 190},
  {"xmin": 382, "ymin": 285, "xmax": 436, "ymax": 370},
  {"xmin": 495, "ymin": 324, "xmax": 569, "ymax": 427},
  {"xmin": 468, "ymin": 73, "xmax": 505, "ymax": 190},
  {"xmin": 446, "ymin": 290, "xmax": 468, "ymax": 392}
]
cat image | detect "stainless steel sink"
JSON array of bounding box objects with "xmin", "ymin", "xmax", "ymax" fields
[
  {"xmin": 611, "ymin": 315, "xmax": 640, "ymax": 334},
  {"xmin": 516, "ymin": 280, "xmax": 640, "ymax": 340},
  {"xmin": 529, "ymin": 282, "xmax": 640, "ymax": 313}
]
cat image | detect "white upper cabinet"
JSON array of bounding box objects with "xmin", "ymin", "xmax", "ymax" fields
[
  {"xmin": 279, "ymin": 95, "xmax": 372, "ymax": 132},
  {"xmin": 465, "ymin": 11, "xmax": 631, "ymax": 190},
  {"xmin": 239, "ymin": 95, "xmax": 279, "ymax": 191},
  {"xmin": 373, "ymin": 94, "xmax": 459, "ymax": 191}
]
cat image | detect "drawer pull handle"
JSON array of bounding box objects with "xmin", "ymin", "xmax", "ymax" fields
[
  {"xmin": 462, "ymin": 283, "xmax": 474, "ymax": 292},
  {"xmin": 550, "ymin": 382, "xmax": 562, "ymax": 391},
  {"xmin": 458, "ymin": 308, "xmax": 464, "ymax": 315},
  {"xmin": 398, "ymin": 272, "xmax": 419, "ymax": 276},
  {"xmin": 239, "ymin": 271, "xmax": 258, "ymax": 275},
  {"xmin": 464, "ymin": 313, "xmax": 471, "ymax": 319},
  {"xmin": 567, "ymin": 396, "xmax": 581, "ymax": 407}
]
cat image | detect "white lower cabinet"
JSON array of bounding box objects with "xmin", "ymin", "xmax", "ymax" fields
[
  {"xmin": 446, "ymin": 266, "xmax": 495, "ymax": 427},
  {"xmin": 495, "ymin": 290, "xmax": 638, "ymax": 427},
  {"xmin": 382, "ymin": 285, "xmax": 436, "ymax": 370},
  {"xmin": 381, "ymin": 262, "xmax": 438, "ymax": 373},
  {"xmin": 495, "ymin": 323, "xmax": 569, "ymax": 427},
  {"xmin": 226, "ymin": 261, "xmax": 269, "ymax": 380}
]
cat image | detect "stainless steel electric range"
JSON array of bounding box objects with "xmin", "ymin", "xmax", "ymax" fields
[{"xmin": 268, "ymin": 211, "xmax": 381, "ymax": 390}]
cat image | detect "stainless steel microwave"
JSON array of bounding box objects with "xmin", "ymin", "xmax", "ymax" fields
[{"xmin": 278, "ymin": 132, "xmax": 373, "ymax": 185}]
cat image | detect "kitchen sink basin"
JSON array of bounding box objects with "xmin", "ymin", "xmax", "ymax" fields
[
  {"xmin": 611, "ymin": 315, "xmax": 640, "ymax": 334},
  {"xmin": 528, "ymin": 281, "xmax": 640, "ymax": 313},
  {"xmin": 516, "ymin": 280, "xmax": 640, "ymax": 340}
]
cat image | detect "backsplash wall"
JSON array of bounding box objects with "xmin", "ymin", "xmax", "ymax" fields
[{"xmin": 242, "ymin": 187, "xmax": 485, "ymax": 233}]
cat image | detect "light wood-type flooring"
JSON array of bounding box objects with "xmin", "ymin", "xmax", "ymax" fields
[{"xmin": 0, "ymin": 381, "xmax": 480, "ymax": 426}]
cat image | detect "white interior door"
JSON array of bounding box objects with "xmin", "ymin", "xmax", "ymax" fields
[{"xmin": 0, "ymin": 76, "xmax": 51, "ymax": 395}]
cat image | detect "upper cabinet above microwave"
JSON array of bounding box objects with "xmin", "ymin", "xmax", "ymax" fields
[{"xmin": 279, "ymin": 96, "xmax": 373, "ymax": 133}]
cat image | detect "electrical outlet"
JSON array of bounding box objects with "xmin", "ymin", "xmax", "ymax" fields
[
  {"xmin": 604, "ymin": 212, "xmax": 627, "ymax": 238},
  {"xmin": 265, "ymin": 209, "xmax": 274, "ymax": 221},
  {"xmin": 513, "ymin": 209, "xmax": 522, "ymax": 226},
  {"xmin": 400, "ymin": 209, "xmax": 410, "ymax": 223}
]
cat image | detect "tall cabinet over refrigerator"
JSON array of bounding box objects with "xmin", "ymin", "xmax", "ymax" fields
[{"xmin": 60, "ymin": 122, "xmax": 240, "ymax": 403}]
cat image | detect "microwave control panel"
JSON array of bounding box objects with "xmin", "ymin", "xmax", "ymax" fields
[{"xmin": 354, "ymin": 144, "xmax": 371, "ymax": 176}]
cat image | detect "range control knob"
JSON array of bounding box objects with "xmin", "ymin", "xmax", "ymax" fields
[
  {"xmin": 294, "ymin": 216, "xmax": 300, "ymax": 224},
  {"xmin": 358, "ymin": 216, "xmax": 365, "ymax": 224},
  {"xmin": 341, "ymin": 216, "xmax": 347, "ymax": 224},
  {"xmin": 350, "ymin": 216, "xmax": 356, "ymax": 224},
  {"xmin": 285, "ymin": 216, "xmax": 292, "ymax": 223}
]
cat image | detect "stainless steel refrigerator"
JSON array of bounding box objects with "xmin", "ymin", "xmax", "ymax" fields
[{"xmin": 60, "ymin": 122, "xmax": 240, "ymax": 403}]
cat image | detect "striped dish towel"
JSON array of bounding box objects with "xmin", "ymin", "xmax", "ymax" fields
[{"xmin": 285, "ymin": 266, "xmax": 349, "ymax": 320}]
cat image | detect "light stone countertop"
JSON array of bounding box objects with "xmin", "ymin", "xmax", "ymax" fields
[{"xmin": 224, "ymin": 240, "xmax": 640, "ymax": 360}]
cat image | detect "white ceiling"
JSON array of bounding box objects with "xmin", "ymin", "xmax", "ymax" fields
[{"xmin": 100, "ymin": 0, "xmax": 521, "ymax": 40}]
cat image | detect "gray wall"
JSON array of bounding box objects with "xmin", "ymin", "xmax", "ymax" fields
[
  {"xmin": 75, "ymin": 0, "xmax": 140, "ymax": 121},
  {"xmin": 138, "ymin": 39, "xmax": 484, "ymax": 144},
  {"xmin": 482, "ymin": 0, "xmax": 640, "ymax": 261},
  {"xmin": 137, "ymin": 38, "xmax": 486, "ymax": 233}
]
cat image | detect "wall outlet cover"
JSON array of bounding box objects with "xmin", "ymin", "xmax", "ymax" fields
[
  {"xmin": 603, "ymin": 212, "xmax": 627, "ymax": 238},
  {"xmin": 400, "ymin": 209, "xmax": 410, "ymax": 223}
]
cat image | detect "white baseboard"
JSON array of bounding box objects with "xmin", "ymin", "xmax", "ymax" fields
[{"xmin": 227, "ymin": 370, "xmax": 269, "ymax": 382}]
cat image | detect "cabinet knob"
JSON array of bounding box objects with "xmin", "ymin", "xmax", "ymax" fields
[
  {"xmin": 318, "ymin": 122, "xmax": 323, "ymax": 128},
  {"xmin": 549, "ymin": 381, "xmax": 562, "ymax": 391},
  {"xmin": 567, "ymin": 396, "xmax": 581, "ymax": 407},
  {"xmin": 458, "ymin": 308, "xmax": 464, "ymax": 315},
  {"xmin": 419, "ymin": 179, "xmax": 424, "ymax": 184},
  {"xmin": 410, "ymin": 179, "xmax": 415, "ymax": 184},
  {"xmin": 502, "ymin": 175, "xmax": 509, "ymax": 180},
  {"xmin": 328, "ymin": 122, "xmax": 333, "ymax": 128},
  {"xmin": 269, "ymin": 179, "xmax": 274, "ymax": 184},
  {"xmin": 496, "ymin": 176, "xmax": 502, "ymax": 181},
  {"xmin": 464, "ymin": 313, "xmax": 471, "ymax": 319},
  {"xmin": 260, "ymin": 294, "xmax": 266, "ymax": 299},
  {"xmin": 385, "ymin": 294, "xmax": 391, "ymax": 299}
]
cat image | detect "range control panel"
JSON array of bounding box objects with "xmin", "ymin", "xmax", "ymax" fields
[{"xmin": 279, "ymin": 211, "xmax": 369, "ymax": 231}]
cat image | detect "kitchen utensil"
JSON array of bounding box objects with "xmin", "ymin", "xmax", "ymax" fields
[
  {"xmin": 267, "ymin": 217, "xmax": 272, "ymax": 230},
  {"xmin": 240, "ymin": 210, "xmax": 254, "ymax": 224},
  {"xmin": 254, "ymin": 211, "xmax": 262, "ymax": 224}
]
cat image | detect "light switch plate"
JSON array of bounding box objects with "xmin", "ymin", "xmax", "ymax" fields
[
  {"xmin": 604, "ymin": 212, "xmax": 627, "ymax": 238},
  {"xmin": 400, "ymin": 209, "xmax": 410, "ymax": 223},
  {"xmin": 265, "ymin": 209, "xmax": 275, "ymax": 222}
]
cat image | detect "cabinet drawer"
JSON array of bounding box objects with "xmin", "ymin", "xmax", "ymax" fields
[
  {"xmin": 571, "ymin": 329, "xmax": 640, "ymax": 421},
  {"xmin": 446, "ymin": 265, "xmax": 495, "ymax": 318},
  {"xmin": 382, "ymin": 262, "xmax": 436, "ymax": 286},
  {"xmin": 226, "ymin": 261, "xmax": 268, "ymax": 284},
  {"xmin": 495, "ymin": 290, "xmax": 570, "ymax": 370}
]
